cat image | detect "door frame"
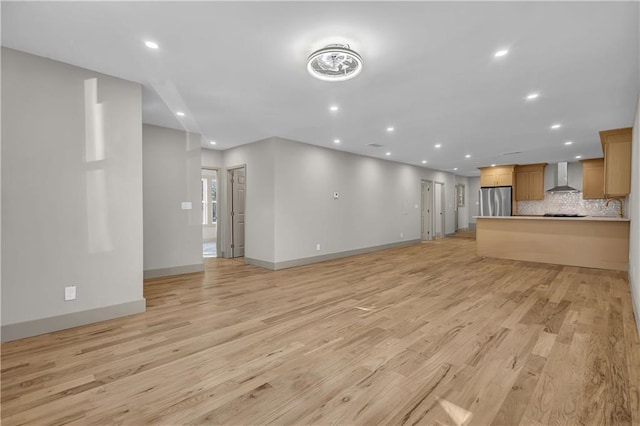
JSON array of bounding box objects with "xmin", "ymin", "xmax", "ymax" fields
[
  {"xmin": 225, "ymin": 164, "xmax": 246, "ymax": 259},
  {"xmin": 434, "ymin": 181, "xmax": 445, "ymax": 239}
]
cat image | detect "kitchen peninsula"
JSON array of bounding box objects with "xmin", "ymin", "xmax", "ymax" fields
[{"xmin": 475, "ymin": 216, "xmax": 630, "ymax": 271}]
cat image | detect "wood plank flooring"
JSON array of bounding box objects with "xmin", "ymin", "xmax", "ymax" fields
[{"xmin": 2, "ymin": 236, "xmax": 639, "ymax": 425}]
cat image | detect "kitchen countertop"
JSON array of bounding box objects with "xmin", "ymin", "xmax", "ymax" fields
[{"xmin": 473, "ymin": 215, "xmax": 630, "ymax": 222}]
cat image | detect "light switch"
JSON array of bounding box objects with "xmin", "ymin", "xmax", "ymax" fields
[{"xmin": 181, "ymin": 202, "xmax": 192, "ymax": 210}]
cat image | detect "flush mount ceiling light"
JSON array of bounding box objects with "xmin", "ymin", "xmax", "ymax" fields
[{"xmin": 307, "ymin": 44, "xmax": 363, "ymax": 82}]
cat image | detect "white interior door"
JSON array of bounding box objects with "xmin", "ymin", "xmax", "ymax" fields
[
  {"xmin": 229, "ymin": 167, "xmax": 245, "ymax": 258},
  {"xmin": 421, "ymin": 181, "xmax": 434, "ymax": 241}
]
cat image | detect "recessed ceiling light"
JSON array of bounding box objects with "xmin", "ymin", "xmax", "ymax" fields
[
  {"xmin": 551, "ymin": 124, "xmax": 562, "ymax": 129},
  {"xmin": 329, "ymin": 105, "xmax": 339, "ymax": 111},
  {"xmin": 386, "ymin": 127, "xmax": 394, "ymax": 132},
  {"xmin": 465, "ymin": 154, "xmax": 471, "ymax": 158},
  {"xmin": 385, "ymin": 152, "xmax": 391, "ymax": 156},
  {"xmin": 144, "ymin": 41, "xmax": 159, "ymax": 49},
  {"xmin": 526, "ymin": 93, "xmax": 539, "ymax": 100},
  {"xmin": 176, "ymin": 112, "xmax": 185, "ymax": 117},
  {"xmin": 491, "ymin": 164, "xmax": 496, "ymax": 167},
  {"xmin": 494, "ymin": 49, "xmax": 509, "ymax": 57},
  {"xmin": 434, "ymin": 144, "xmax": 442, "ymax": 148},
  {"xmin": 307, "ymin": 44, "xmax": 363, "ymax": 82},
  {"xmin": 453, "ymin": 168, "xmax": 458, "ymax": 171},
  {"xmin": 334, "ymin": 139, "xmax": 340, "ymax": 144},
  {"xmin": 575, "ymin": 155, "xmax": 582, "ymax": 159},
  {"xmin": 564, "ymin": 141, "xmax": 573, "ymax": 145},
  {"xmin": 210, "ymin": 141, "xmax": 216, "ymax": 145},
  {"xmin": 421, "ymin": 160, "xmax": 427, "ymax": 164}
]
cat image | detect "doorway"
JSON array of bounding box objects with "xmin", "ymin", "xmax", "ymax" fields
[
  {"xmin": 455, "ymin": 183, "xmax": 465, "ymax": 231},
  {"xmin": 421, "ymin": 180, "xmax": 445, "ymax": 241},
  {"xmin": 201, "ymin": 168, "xmax": 218, "ymax": 258},
  {"xmin": 227, "ymin": 166, "xmax": 246, "ymax": 258},
  {"xmin": 434, "ymin": 182, "xmax": 445, "ymax": 238}
]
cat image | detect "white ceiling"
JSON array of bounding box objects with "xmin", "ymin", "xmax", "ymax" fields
[{"xmin": 2, "ymin": 1, "xmax": 639, "ymax": 176}]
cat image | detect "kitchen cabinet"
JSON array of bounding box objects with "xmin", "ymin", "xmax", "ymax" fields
[
  {"xmin": 600, "ymin": 127, "xmax": 632, "ymax": 197},
  {"xmin": 479, "ymin": 165, "xmax": 515, "ymax": 187},
  {"xmin": 515, "ymin": 163, "xmax": 546, "ymax": 201},
  {"xmin": 580, "ymin": 158, "xmax": 605, "ymax": 199}
]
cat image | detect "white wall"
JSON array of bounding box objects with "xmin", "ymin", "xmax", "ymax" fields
[
  {"xmin": 468, "ymin": 177, "xmax": 481, "ymax": 225},
  {"xmin": 143, "ymin": 124, "xmax": 203, "ymax": 275},
  {"xmin": 629, "ymin": 94, "xmax": 640, "ymax": 335},
  {"xmin": 1, "ymin": 48, "xmax": 144, "ymax": 339}
]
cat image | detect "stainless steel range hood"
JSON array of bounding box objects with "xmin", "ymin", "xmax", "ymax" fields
[{"xmin": 546, "ymin": 161, "xmax": 580, "ymax": 193}]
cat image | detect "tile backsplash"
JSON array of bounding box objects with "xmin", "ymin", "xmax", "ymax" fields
[{"xmin": 517, "ymin": 192, "xmax": 627, "ymax": 217}]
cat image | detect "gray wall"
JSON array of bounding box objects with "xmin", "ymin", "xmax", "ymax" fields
[
  {"xmin": 270, "ymin": 138, "xmax": 456, "ymax": 264},
  {"xmin": 454, "ymin": 175, "xmax": 470, "ymax": 230},
  {"xmin": 202, "ymin": 148, "xmax": 223, "ymax": 169},
  {"xmin": 273, "ymin": 138, "xmax": 421, "ymax": 263},
  {"xmin": 221, "ymin": 138, "xmax": 277, "ymax": 262},
  {"xmin": 203, "ymin": 137, "xmax": 457, "ymax": 267},
  {"xmin": 467, "ymin": 177, "xmax": 481, "ymax": 224},
  {"xmin": 629, "ymin": 94, "xmax": 640, "ymax": 335},
  {"xmin": 143, "ymin": 124, "xmax": 203, "ymax": 277},
  {"xmin": 1, "ymin": 48, "xmax": 145, "ymax": 340}
]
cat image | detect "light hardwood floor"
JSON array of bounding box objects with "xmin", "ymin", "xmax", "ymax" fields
[{"xmin": 2, "ymin": 236, "xmax": 639, "ymax": 425}]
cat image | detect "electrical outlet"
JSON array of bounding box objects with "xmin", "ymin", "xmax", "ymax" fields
[
  {"xmin": 64, "ymin": 285, "xmax": 76, "ymax": 301},
  {"xmin": 316, "ymin": 243, "xmax": 321, "ymax": 251}
]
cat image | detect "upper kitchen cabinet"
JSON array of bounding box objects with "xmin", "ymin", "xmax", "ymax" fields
[
  {"xmin": 580, "ymin": 158, "xmax": 605, "ymax": 199},
  {"xmin": 600, "ymin": 127, "xmax": 632, "ymax": 197},
  {"xmin": 479, "ymin": 165, "xmax": 516, "ymax": 187},
  {"xmin": 515, "ymin": 163, "xmax": 547, "ymax": 201}
]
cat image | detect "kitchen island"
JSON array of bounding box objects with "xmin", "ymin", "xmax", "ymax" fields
[{"xmin": 475, "ymin": 216, "xmax": 630, "ymax": 271}]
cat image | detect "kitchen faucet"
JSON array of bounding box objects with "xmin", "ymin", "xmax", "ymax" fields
[{"xmin": 605, "ymin": 197, "xmax": 624, "ymax": 218}]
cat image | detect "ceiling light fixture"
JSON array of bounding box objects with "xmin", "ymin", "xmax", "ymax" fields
[
  {"xmin": 575, "ymin": 155, "xmax": 582, "ymax": 159},
  {"xmin": 421, "ymin": 160, "xmax": 427, "ymax": 164},
  {"xmin": 210, "ymin": 141, "xmax": 216, "ymax": 145},
  {"xmin": 386, "ymin": 127, "xmax": 394, "ymax": 132},
  {"xmin": 564, "ymin": 141, "xmax": 573, "ymax": 145},
  {"xmin": 334, "ymin": 139, "xmax": 340, "ymax": 144},
  {"xmin": 491, "ymin": 164, "xmax": 496, "ymax": 167},
  {"xmin": 453, "ymin": 168, "xmax": 458, "ymax": 171},
  {"xmin": 526, "ymin": 93, "xmax": 540, "ymax": 100},
  {"xmin": 330, "ymin": 105, "xmax": 339, "ymax": 111},
  {"xmin": 145, "ymin": 41, "xmax": 159, "ymax": 49},
  {"xmin": 385, "ymin": 152, "xmax": 391, "ymax": 156},
  {"xmin": 176, "ymin": 112, "xmax": 185, "ymax": 117},
  {"xmin": 435, "ymin": 144, "xmax": 442, "ymax": 148},
  {"xmin": 307, "ymin": 44, "xmax": 363, "ymax": 82},
  {"xmin": 494, "ymin": 49, "xmax": 509, "ymax": 57},
  {"xmin": 551, "ymin": 124, "xmax": 561, "ymax": 129},
  {"xmin": 465, "ymin": 154, "xmax": 471, "ymax": 158}
]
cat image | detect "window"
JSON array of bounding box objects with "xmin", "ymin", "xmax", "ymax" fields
[
  {"xmin": 201, "ymin": 178, "xmax": 207, "ymax": 225},
  {"xmin": 201, "ymin": 173, "xmax": 217, "ymax": 225},
  {"xmin": 210, "ymin": 179, "xmax": 217, "ymax": 223}
]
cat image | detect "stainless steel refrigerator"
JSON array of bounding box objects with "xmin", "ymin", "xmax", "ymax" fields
[{"xmin": 479, "ymin": 186, "xmax": 512, "ymax": 216}]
